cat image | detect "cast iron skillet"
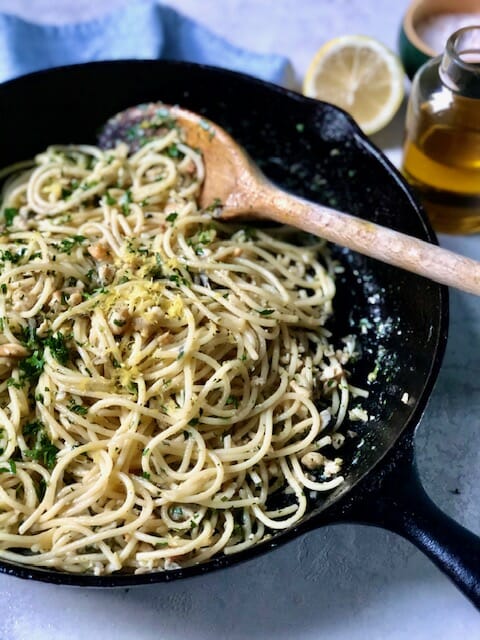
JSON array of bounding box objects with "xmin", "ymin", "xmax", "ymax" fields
[{"xmin": 0, "ymin": 60, "xmax": 479, "ymax": 605}]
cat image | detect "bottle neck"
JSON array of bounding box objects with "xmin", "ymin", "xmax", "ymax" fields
[{"xmin": 439, "ymin": 26, "xmax": 480, "ymax": 98}]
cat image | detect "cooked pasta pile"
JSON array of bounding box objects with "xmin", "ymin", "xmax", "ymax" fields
[{"xmin": 0, "ymin": 119, "xmax": 367, "ymax": 575}]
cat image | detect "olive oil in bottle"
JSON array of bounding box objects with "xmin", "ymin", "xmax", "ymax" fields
[{"xmin": 402, "ymin": 26, "xmax": 480, "ymax": 234}]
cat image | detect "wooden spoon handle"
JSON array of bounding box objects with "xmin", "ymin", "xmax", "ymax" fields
[{"xmin": 252, "ymin": 183, "xmax": 480, "ymax": 296}]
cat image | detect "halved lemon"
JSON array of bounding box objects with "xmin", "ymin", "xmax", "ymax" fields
[{"xmin": 303, "ymin": 35, "xmax": 405, "ymax": 135}]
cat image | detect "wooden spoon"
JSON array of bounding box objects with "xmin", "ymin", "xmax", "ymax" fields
[{"xmin": 99, "ymin": 102, "xmax": 480, "ymax": 296}]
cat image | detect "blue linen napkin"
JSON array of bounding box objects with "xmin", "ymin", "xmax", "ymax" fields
[{"xmin": 0, "ymin": 0, "xmax": 291, "ymax": 86}]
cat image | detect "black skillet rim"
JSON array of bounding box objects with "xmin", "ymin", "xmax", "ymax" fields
[{"xmin": 0, "ymin": 59, "xmax": 449, "ymax": 586}]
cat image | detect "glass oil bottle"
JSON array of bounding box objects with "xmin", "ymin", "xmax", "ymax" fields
[{"xmin": 402, "ymin": 26, "xmax": 480, "ymax": 233}]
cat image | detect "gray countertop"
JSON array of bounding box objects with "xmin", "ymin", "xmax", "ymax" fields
[{"xmin": 0, "ymin": 1, "xmax": 479, "ymax": 637}]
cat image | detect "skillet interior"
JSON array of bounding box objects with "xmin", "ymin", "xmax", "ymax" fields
[{"xmin": 0, "ymin": 60, "xmax": 447, "ymax": 584}]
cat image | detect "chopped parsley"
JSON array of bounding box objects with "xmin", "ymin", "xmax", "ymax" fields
[
  {"xmin": 7, "ymin": 378, "xmax": 23, "ymax": 389},
  {"xmin": 0, "ymin": 459, "xmax": 16, "ymax": 474},
  {"xmin": 166, "ymin": 212, "xmax": 178, "ymax": 224},
  {"xmin": 205, "ymin": 198, "xmax": 222, "ymax": 212},
  {"xmin": 23, "ymin": 419, "xmax": 44, "ymax": 437},
  {"xmin": 127, "ymin": 381, "xmax": 138, "ymax": 396},
  {"xmin": 56, "ymin": 235, "xmax": 86, "ymax": 254},
  {"xmin": 68, "ymin": 400, "xmax": 88, "ymax": 415},
  {"xmin": 197, "ymin": 229, "xmax": 215, "ymax": 245},
  {"xmin": 119, "ymin": 189, "xmax": 132, "ymax": 215},
  {"xmin": 105, "ymin": 191, "xmax": 116, "ymax": 206},
  {"xmin": 3, "ymin": 207, "xmax": 19, "ymax": 227},
  {"xmin": 22, "ymin": 420, "xmax": 59, "ymax": 470},
  {"xmin": 19, "ymin": 350, "xmax": 45, "ymax": 381},
  {"xmin": 165, "ymin": 144, "xmax": 183, "ymax": 158},
  {"xmin": 16, "ymin": 329, "xmax": 70, "ymax": 383},
  {"xmin": 148, "ymin": 252, "xmax": 164, "ymax": 280},
  {"xmin": 0, "ymin": 248, "xmax": 26, "ymax": 264},
  {"xmin": 81, "ymin": 180, "xmax": 99, "ymax": 191},
  {"xmin": 168, "ymin": 271, "xmax": 190, "ymax": 287},
  {"xmin": 44, "ymin": 333, "xmax": 69, "ymax": 365},
  {"xmin": 226, "ymin": 396, "xmax": 239, "ymax": 409},
  {"xmin": 24, "ymin": 438, "xmax": 58, "ymax": 470},
  {"xmin": 257, "ymin": 309, "xmax": 275, "ymax": 316},
  {"xmin": 61, "ymin": 187, "xmax": 72, "ymax": 200},
  {"xmin": 126, "ymin": 239, "xmax": 148, "ymax": 255}
]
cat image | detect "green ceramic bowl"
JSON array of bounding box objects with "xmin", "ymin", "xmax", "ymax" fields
[{"xmin": 399, "ymin": 0, "xmax": 480, "ymax": 79}]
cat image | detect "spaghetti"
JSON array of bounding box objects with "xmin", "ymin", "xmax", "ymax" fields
[{"xmin": 0, "ymin": 124, "xmax": 367, "ymax": 575}]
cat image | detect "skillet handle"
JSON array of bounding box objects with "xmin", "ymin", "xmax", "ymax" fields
[{"xmin": 342, "ymin": 436, "xmax": 480, "ymax": 609}]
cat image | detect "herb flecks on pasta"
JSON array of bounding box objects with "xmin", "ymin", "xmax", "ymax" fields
[{"xmin": 0, "ymin": 129, "xmax": 366, "ymax": 575}]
